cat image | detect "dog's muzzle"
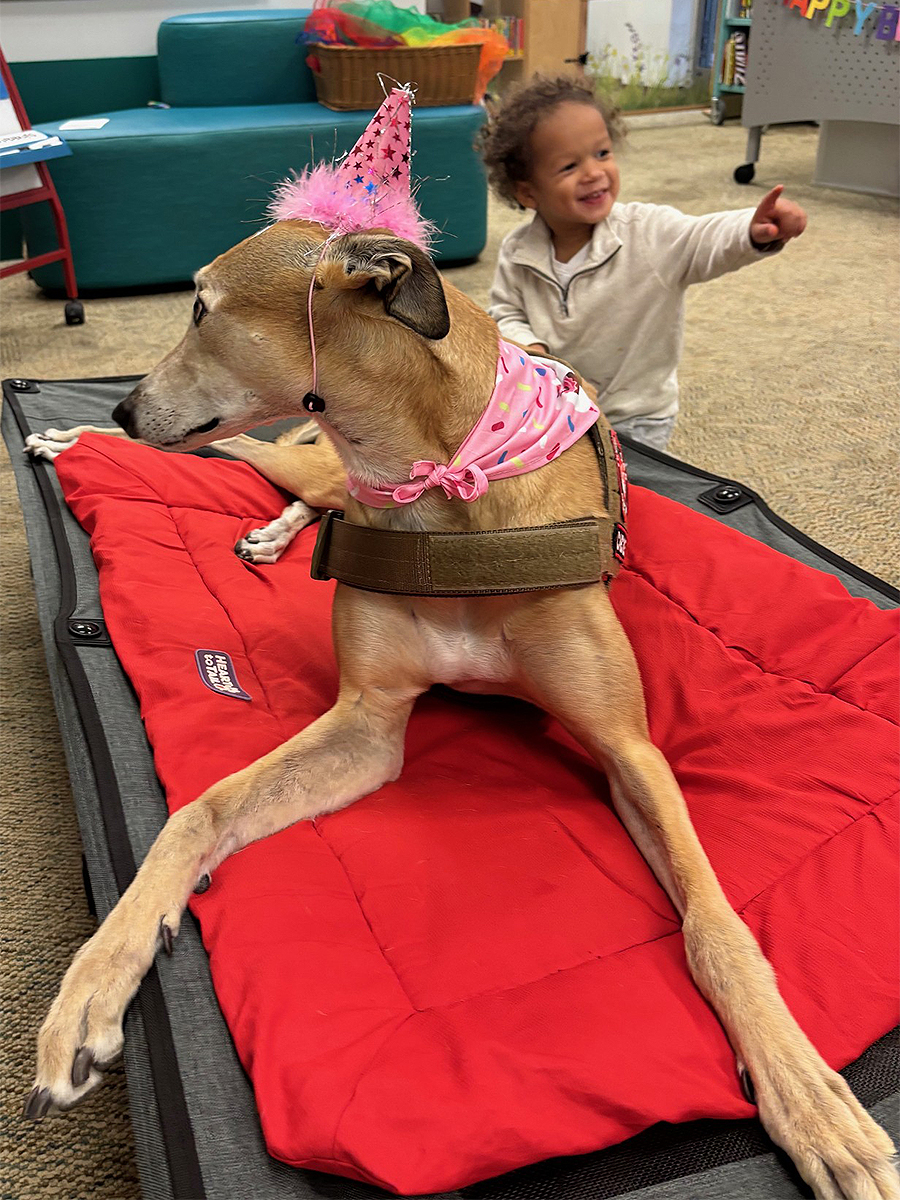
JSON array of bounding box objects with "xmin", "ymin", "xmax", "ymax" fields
[{"xmin": 112, "ymin": 393, "xmax": 221, "ymax": 445}]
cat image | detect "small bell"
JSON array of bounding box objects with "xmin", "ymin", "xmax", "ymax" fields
[{"xmin": 303, "ymin": 392, "xmax": 325, "ymax": 413}]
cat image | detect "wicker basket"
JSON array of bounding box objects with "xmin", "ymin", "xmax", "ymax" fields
[{"xmin": 308, "ymin": 42, "xmax": 482, "ymax": 110}]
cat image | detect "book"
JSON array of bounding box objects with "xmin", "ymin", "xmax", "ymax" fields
[{"xmin": 733, "ymin": 30, "xmax": 748, "ymax": 86}]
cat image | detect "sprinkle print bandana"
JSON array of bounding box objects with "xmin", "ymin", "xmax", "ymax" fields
[{"xmin": 347, "ymin": 340, "xmax": 600, "ymax": 508}]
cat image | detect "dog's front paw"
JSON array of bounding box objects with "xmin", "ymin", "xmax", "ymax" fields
[
  {"xmin": 234, "ymin": 532, "xmax": 285, "ymax": 564},
  {"xmin": 24, "ymin": 428, "xmax": 82, "ymax": 462},
  {"xmin": 25, "ymin": 912, "xmax": 177, "ymax": 1117},
  {"xmin": 234, "ymin": 500, "xmax": 317, "ymax": 564},
  {"xmin": 749, "ymin": 1045, "xmax": 898, "ymax": 1199}
]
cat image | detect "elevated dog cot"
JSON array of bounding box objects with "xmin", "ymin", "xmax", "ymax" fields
[{"xmin": 3, "ymin": 374, "xmax": 898, "ymax": 1200}]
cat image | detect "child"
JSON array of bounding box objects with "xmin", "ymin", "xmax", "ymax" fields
[{"xmin": 479, "ymin": 76, "xmax": 807, "ymax": 450}]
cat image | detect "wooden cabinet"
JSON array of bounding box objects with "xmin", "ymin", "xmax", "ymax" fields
[{"xmin": 440, "ymin": 0, "xmax": 588, "ymax": 86}]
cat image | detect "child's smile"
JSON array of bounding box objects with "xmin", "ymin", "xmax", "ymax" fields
[
  {"xmin": 514, "ymin": 102, "xmax": 621, "ymax": 258},
  {"xmin": 579, "ymin": 187, "xmax": 611, "ymax": 211}
]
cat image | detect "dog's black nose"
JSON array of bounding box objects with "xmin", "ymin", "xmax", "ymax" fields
[{"xmin": 112, "ymin": 397, "xmax": 136, "ymax": 437}]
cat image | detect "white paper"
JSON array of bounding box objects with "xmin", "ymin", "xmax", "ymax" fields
[
  {"xmin": 0, "ymin": 135, "xmax": 63, "ymax": 157},
  {"xmin": 58, "ymin": 118, "xmax": 110, "ymax": 130},
  {"xmin": 0, "ymin": 129, "xmax": 49, "ymax": 148}
]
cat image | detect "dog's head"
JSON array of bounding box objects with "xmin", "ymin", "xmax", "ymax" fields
[{"xmin": 113, "ymin": 220, "xmax": 450, "ymax": 450}]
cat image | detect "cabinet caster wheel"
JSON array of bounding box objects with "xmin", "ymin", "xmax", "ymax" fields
[
  {"xmin": 734, "ymin": 163, "xmax": 755, "ymax": 184},
  {"xmin": 65, "ymin": 300, "xmax": 85, "ymax": 325}
]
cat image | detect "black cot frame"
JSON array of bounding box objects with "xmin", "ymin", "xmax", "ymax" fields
[{"xmin": 4, "ymin": 376, "xmax": 897, "ymax": 1200}]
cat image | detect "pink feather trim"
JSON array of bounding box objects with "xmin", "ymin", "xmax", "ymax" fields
[{"xmin": 268, "ymin": 162, "xmax": 438, "ymax": 250}]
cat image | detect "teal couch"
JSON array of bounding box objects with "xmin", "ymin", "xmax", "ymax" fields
[{"xmin": 24, "ymin": 10, "xmax": 487, "ymax": 292}]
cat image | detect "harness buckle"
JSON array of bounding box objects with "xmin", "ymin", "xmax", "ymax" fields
[{"xmin": 310, "ymin": 509, "xmax": 342, "ymax": 581}]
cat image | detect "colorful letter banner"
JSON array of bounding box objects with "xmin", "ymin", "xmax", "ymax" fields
[{"xmin": 784, "ymin": 0, "xmax": 900, "ymax": 37}]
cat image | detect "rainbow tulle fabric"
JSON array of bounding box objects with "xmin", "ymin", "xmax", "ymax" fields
[{"xmin": 302, "ymin": 0, "xmax": 508, "ymax": 102}]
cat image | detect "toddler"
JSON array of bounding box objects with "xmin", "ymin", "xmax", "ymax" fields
[{"xmin": 479, "ymin": 77, "xmax": 807, "ymax": 450}]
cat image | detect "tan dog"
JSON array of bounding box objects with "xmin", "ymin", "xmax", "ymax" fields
[{"xmin": 25, "ymin": 220, "xmax": 897, "ymax": 1200}]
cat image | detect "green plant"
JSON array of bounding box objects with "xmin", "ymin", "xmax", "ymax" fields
[{"xmin": 586, "ymin": 26, "xmax": 710, "ymax": 112}]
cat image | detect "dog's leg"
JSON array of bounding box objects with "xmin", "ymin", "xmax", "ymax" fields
[
  {"xmin": 274, "ymin": 420, "xmax": 320, "ymax": 447},
  {"xmin": 212, "ymin": 434, "xmax": 347, "ymax": 562},
  {"xmin": 25, "ymin": 679, "xmax": 419, "ymax": 1117},
  {"xmin": 24, "ymin": 425, "xmax": 131, "ymax": 461},
  {"xmin": 23, "ymin": 422, "xmax": 320, "ymax": 464},
  {"xmin": 235, "ymin": 500, "xmax": 319, "ymax": 564},
  {"xmin": 211, "ymin": 433, "xmax": 344, "ymax": 503},
  {"xmin": 513, "ymin": 592, "xmax": 897, "ymax": 1200}
]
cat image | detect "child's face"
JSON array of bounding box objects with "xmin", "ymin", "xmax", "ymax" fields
[{"xmin": 514, "ymin": 102, "xmax": 620, "ymax": 235}]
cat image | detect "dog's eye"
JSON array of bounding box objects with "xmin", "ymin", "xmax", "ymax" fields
[{"xmin": 192, "ymin": 296, "xmax": 206, "ymax": 326}]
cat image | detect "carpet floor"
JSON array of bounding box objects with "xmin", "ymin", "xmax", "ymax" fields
[{"xmin": 1, "ymin": 115, "xmax": 897, "ymax": 1199}]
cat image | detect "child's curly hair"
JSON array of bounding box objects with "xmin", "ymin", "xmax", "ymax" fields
[{"xmin": 478, "ymin": 75, "xmax": 624, "ymax": 210}]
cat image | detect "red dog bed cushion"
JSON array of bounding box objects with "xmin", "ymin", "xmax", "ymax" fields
[{"xmin": 56, "ymin": 435, "xmax": 898, "ymax": 1195}]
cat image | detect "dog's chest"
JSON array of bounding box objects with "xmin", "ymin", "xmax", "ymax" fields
[{"xmin": 412, "ymin": 614, "xmax": 513, "ymax": 688}]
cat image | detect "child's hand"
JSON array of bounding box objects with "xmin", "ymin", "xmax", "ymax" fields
[
  {"xmin": 526, "ymin": 342, "xmax": 548, "ymax": 355},
  {"xmin": 750, "ymin": 185, "xmax": 807, "ymax": 248}
]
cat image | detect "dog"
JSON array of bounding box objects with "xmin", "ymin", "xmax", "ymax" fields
[{"xmin": 24, "ymin": 220, "xmax": 898, "ymax": 1200}]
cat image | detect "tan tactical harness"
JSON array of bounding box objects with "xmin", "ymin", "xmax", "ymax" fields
[{"xmin": 311, "ymin": 423, "xmax": 627, "ymax": 597}]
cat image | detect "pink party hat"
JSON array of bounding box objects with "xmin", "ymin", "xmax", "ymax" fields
[{"xmin": 268, "ymin": 84, "xmax": 436, "ymax": 249}]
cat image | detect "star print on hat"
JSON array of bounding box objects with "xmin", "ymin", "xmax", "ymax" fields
[{"xmin": 268, "ymin": 83, "xmax": 436, "ymax": 249}]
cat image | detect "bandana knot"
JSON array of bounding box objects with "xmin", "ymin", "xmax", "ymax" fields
[
  {"xmin": 346, "ymin": 341, "xmax": 600, "ymax": 509},
  {"xmin": 392, "ymin": 460, "xmax": 489, "ymax": 504}
]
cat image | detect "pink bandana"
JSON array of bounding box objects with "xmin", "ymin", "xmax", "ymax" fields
[{"xmin": 347, "ymin": 341, "xmax": 600, "ymax": 507}]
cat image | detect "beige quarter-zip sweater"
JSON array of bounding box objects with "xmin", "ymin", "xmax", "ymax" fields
[{"xmin": 489, "ymin": 202, "xmax": 779, "ymax": 426}]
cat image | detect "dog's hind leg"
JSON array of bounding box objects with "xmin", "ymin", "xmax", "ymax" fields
[
  {"xmin": 25, "ymin": 675, "xmax": 420, "ymax": 1118},
  {"xmin": 512, "ymin": 590, "xmax": 898, "ymax": 1200}
]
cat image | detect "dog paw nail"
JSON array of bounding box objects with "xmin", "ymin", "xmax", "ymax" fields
[
  {"xmin": 71, "ymin": 1047, "xmax": 93, "ymax": 1088},
  {"xmin": 193, "ymin": 873, "xmax": 211, "ymax": 895},
  {"xmin": 159, "ymin": 919, "xmax": 174, "ymax": 956},
  {"xmin": 739, "ymin": 1067, "xmax": 757, "ymax": 1105},
  {"xmin": 23, "ymin": 1087, "xmax": 52, "ymax": 1119}
]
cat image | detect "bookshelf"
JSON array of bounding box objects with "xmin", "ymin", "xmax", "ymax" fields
[
  {"xmin": 711, "ymin": 0, "xmax": 752, "ymax": 125},
  {"xmin": 440, "ymin": 0, "xmax": 588, "ymax": 89}
]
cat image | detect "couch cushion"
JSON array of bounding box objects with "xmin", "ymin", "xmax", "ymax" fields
[
  {"xmin": 158, "ymin": 9, "xmax": 316, "ymax": 107},
  {"xmin": 25, "ymin": 103, "xmax": 486, "ymax": 289}
]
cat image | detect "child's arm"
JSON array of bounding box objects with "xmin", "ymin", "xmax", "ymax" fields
[
  {"xmin": 647, "ymin": 188, "xmax": 806, "ymax": 288},
  {"xmin": 489, "ymin": 239, "xmax": 547, "ymax": 351}
]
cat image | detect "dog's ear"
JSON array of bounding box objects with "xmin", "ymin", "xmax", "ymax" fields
[{"xmin": 321, "ymin": 233, "xmax": 450, "ymax": 340}]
